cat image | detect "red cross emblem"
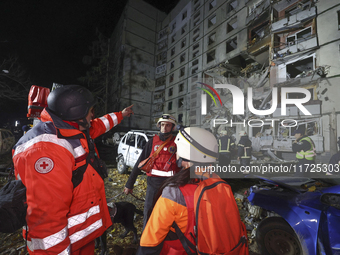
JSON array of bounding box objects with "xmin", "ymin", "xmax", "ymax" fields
[{"xmin": 35, "ymin": 157, "xmax": 54, "ymax": 174}]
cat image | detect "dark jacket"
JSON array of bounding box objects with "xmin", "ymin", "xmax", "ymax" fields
[{"xmin": 237, "ymin": 136, "xmax": 252, "ymax": 158}]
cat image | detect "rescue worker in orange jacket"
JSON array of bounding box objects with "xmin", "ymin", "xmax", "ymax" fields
[
  {"xmin": 137, "ymin": 127, "xmax": 219, "ymax": 254},
  {"xmin": 12, "ymin": 85, "xmax": 133, "ymax": 254},
  {"xmin": 124, "ymin": 114, "xmax": 181, "ymax": 229},
  {"xmin": 138, "ymin": 127, "xmax": 249, "ymax": 255}
]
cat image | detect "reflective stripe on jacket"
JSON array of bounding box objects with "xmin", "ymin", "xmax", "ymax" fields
[
  {"xmin": 296, "ymin": 136, "xmax": 316, "ymax": 161},
  {"xmin": 219, "ymin": 136, "xmax": 234, "ymax": 154},
  {"xmin": 237, "ymin": 136, "xmax": 252, "ymax": 159},
  {"xmin": 147, "ymin": 135, "xmax": 179, "ymax": 177},
  {"xmin": 12, "ymin": 108, "xmax": 122, "ymax": 254}
]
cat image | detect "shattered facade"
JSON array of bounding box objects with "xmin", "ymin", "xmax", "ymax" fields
[{"xmin": 110, "ymin": 0, "xmax": 340, "ymax": 162}]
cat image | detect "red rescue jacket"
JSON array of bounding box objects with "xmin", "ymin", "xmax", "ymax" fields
[
  {"xmin": 146, "ymin": 135, "xmax": 179, "ymax": 177},
  {"xmin": 12, "ymin": 108, "xmax": 123, "ymax": 254}
]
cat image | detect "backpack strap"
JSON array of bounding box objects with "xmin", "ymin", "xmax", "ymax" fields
[
  {"xmin": 172, "ymin": 222, "xmax": 196, "ymax": 255},
  {"xmin": 171, "ymin": 184, "xmax": 197, "ymax": 255}
]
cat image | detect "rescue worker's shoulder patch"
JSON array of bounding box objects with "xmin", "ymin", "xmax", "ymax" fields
[
  {"xmin": 168, "ymin": 146, "xmax": 176, "ymax": 153},
  {"xmin": 35, "ymin": 157, "xmax": 54, "ymax": 174}
]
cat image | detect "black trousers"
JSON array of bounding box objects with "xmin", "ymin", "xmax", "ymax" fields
[
  {"xmin": 219, "ymin": 154, "xmax": 231, "ymax": 167},
  {"xmin": 143, "ymin": 176, "xmax": 168, "ymax": 230}
]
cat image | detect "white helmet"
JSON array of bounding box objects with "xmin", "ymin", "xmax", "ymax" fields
[
  {"xmin": 175, "ymin": 127, "xmax": 218, "ymax": 163},
  {"xmin": 239, "ymin": 130, "xmax": 247, "ymax": 136},
  {"xmin": 220, "ymin": 130, "xmax": 228, "ymax": 136},
  {"xmin": 156, "ymin": 114, "xmax": 177, "ymax": 128}
]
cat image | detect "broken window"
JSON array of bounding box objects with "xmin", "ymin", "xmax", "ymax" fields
[
  {"xmin": 286, "ymin": 56, "xmax": 313, "ymax": 78},
  {"xmin": 206, "ymin": 50, "xmax": 216, "ymax": 63},
  {"xmin": 178, "ymin": 113, "xmax": 183, "ymax": 123},
  {"xmin": 249, "ymin": 21, "xmax": 270, "ymax": 44},
  {"xmin": 171, "ymin": 34, "xmax": 176, "ymax": 43},
  {"xmin": 155, "ymin": 77, "xmax": 166, "ymax": 88},
  {"xmin": 248, "ymin": 0, "xmax": 262, "ymax": 16},
  {"xmin": 208, "ymin": 33, "xmax": 216, "ymax": 45},
  {"xmin": 154, "ymin": 91, "xmax": 164, "ymax": 100},
  {"xmin": 181, "ymin": 39, "xmax": 186, "ymax": 48},
  {"xmin": 180, "ymin": 67, "xmax": 185, "ymax": 77},
  {"xmin": 227, "ymin": 17, "xmax": 237, "ymax": 33},
  {"xmin": 226, "ymin": 37, "xmax": 237, "ymax": 53},
  {"xmin": 208, "ymin": 15, "xmax": 216, "ymax": 28},
  {"xmin": 181, "ymin": 25, "xmax": 187, "ymax": 35},
  {"xmin": 227, "ymin": 0, "xmax": 238, "ymax": 13},
  {"xmin": 168, "ymin": 101, "xmax": 173, "ymax": 111},
  {"xmin": 192, "ymin": 67, "xmax": 198, "ymax": 74},
  {"xmin": 192, "ymin": 59, "xmax": 199, "ymax": 66},
  {"xmin": 178, "ymin": 98, "xmax": 184, "ymax": 108},
  {"xmin": 296, "ymin": 27, "xmax": 312, "ymax": 43},
  {"xmin": 168, "ymin": 87, "xmax": 173, "ymax": 97},
  {"xmin": 285, "ymin": 1, "xmax": 311, "ymax": 18},
  {"xmin": 179, "ymin": 83, "xmax": 184, "ymax": 92},
  {"xmin": 193, "ymin": 50, "xmax": 199, "ymax": 58},
  {"xmin": 180, "ymin": 53, "xmax": 186, "ymax": 62},
  {"xmin": 209, "ymin": 0, "xmax": 216, "ymax": 11},
  {"xmin": 287, "ymin": 36, "xmax": 295, "ymax": 46},
  {"xmin": 169, "ymin": 73, "xmax": 174, "ymax": 83},
  {"xmin": 171, "ymin": 47, "xmax": 175, "ymax": 56},
  {"xmin": 193, "ymin": 43, "xmax": 199, "ymax": 50},
  {"xmin": 170, "ymin": 61, "xmax": 175, "ymax": 70},
  {"xmin": 182, "ymin": 11, "xmax": 187, "ymax": 20},
  {"xmin": 172, "ymin": 22, "xmax": 176, "ymax": 31}
]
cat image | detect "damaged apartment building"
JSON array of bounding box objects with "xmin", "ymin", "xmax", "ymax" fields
[{"xmin": 108, "ymin": 0, "xmax": 340, "ymax": 161}]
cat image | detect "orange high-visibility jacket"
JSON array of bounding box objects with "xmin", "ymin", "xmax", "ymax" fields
[
  {"xmin": 138, "ymin": 184, "xmax": 195, "ymax": 254},
  {"xmin": 12, "ymin": 108, "xmax": 123, "ymax": 254}
]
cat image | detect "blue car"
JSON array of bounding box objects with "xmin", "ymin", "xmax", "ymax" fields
[{"xmin": 246, "ymin": 177, "xmax": 340, "ymax": 255}]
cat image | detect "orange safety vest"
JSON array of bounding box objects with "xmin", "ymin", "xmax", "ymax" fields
[
  {"xmin": 146, "ymin": 135, "xmax": 179, "ymax": 177},
  {"xmin": 12, "ymin": 108, "xmax": 122, "ymax": 254}
]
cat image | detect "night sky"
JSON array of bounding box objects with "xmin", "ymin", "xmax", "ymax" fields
[{"xmin": 0, "ymin": 0, "xmax": 179, "ymax": 125}]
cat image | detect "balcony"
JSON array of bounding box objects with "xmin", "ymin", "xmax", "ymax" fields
[
  {"xmin": 271, "ymin": 6, "xmax": 316, "ymax": 33},
  {"xmin": 276, "ymin": 34, "xmax": 317, "ymax": 56}
]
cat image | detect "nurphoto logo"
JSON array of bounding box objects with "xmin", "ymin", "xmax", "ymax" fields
[{"xmin": 198, "ymin": 81, "xmax": 312, "ymax": 128}]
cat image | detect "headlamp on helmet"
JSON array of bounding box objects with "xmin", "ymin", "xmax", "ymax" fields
[{"xmin": 156, "ymin": 114, "xmax": 177, "ymax": 128}]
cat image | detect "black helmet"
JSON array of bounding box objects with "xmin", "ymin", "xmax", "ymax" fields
[{"xmin": 47, "ymin": 85, "xmax": 95, "ymax": 121}]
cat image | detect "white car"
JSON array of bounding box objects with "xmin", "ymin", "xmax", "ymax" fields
[{"xmin": 116, "ymin": 130, "xmax": 158, "ymax": 174}]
